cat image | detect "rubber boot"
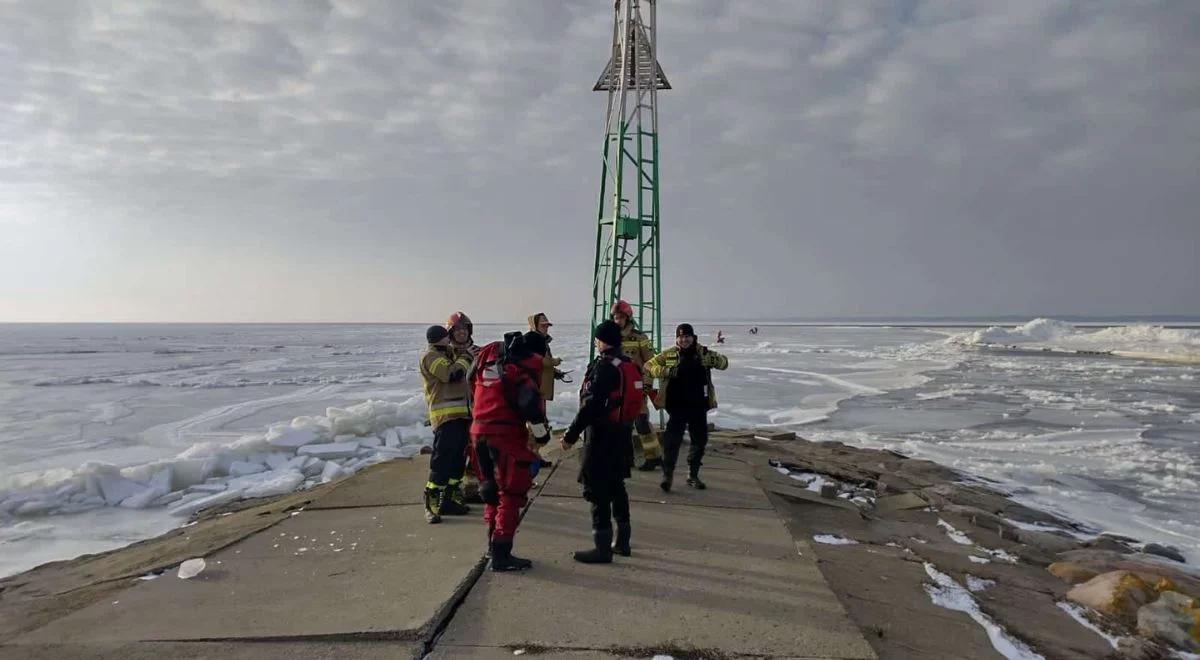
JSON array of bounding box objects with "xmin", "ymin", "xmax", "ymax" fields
[
  {"xmin": 490, "ymin": 540, "xmax": 532, "ymax": 572},
  {"xmin": 485, "ymin": 522, "xmax": 495, "ymax": 558},
  {"xmin": 686, "ymin": 467, "xmax": 707, "ymax": 490},
  {"xmin": 573, "ymin": 529, "xmax": 614, "ymax": 564},
  {"xmin": 612, "ymin": 522, "xmax": 631, "ymax": 557},
  {"xmin": 423, "ymin": 486, "xmax": 442, "ymax": 524},
  {"xmin": 660, "ymin": 470, "xmax": 673, "ymax": 493},
  {"xmin": 439, "ymin": 484, "xmax": 470, "ymax": 516},
  {"xmin": 637, "ymin": 433, "xmax": 662, "ymax": 471}
]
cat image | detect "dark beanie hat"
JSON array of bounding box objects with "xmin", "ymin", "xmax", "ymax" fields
[
  {"xmin": 426, "ymin": 325, "xmax": 449, "ymax": 344},
  {"xmin": 594, "ymin": 320, "xmax": 622, "ymax": 348},
  {"xmin": 676, "ymin": 323, "xmax": 696, "ymax": 338}
]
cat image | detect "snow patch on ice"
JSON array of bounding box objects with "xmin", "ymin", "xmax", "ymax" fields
[
  {"xmin": 1055, "ymin": 601, "xmax": 1120, "ymax": 649},
  {"xmin": 923, "ymin": 563, "xmax": 1043, "ymax": 660},
  {"xmin": 967, "ymin": 575, "xmax": 995, "ymax": 592},
  {"xmin": 813, "ymin": 534, "xmax": 859, "ymax": 545},
  {"xmin": 938, "ymin": 518, "xmax": 975, "ymax": 545}
]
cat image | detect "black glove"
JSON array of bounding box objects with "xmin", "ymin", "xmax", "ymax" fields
[
  {"xmin": 478, "ymin": 479, "xmax": 499, "ymax": 506},
  {"xmin": 448, "ymin": 368, "xmax": 465, "ymax": 383},
  {"xmin": 529, "ymin": 422, "xmax": 551, "ymax": 445},
  {"xmin": 664, "ymin": 365, "xmax": 679, "ymax": 378},
  {"xmin": 563, "ymin": 427, "xmax": 580, "ymax": 446}
]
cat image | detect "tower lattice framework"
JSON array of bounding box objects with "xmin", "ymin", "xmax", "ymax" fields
[{"xmin": 589, "ymin": 0, "xmax": 670, "ymax": 359}]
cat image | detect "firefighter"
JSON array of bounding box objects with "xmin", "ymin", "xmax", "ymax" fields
[
  {"xmin": 470, "ymin": 332, "xmax": 551, "ymax": 572},
  {"xmin": 524, "ymin": 312, "xmax": 569, "ymax": 466},
  {"xmin": 609, "ymin": 299, "xmax": 663, "ymax": 472},
  {"xmin": 418, "ymin": 325, "xmax": 474, "ymax": 523},
  {"xmin": 562, "ymin": 320, "xmax": 640, "ymax": 564},
  {"xmin": 644, "ymin": 323, "xmax": 729, "ymax": 491},
  {"xmin": 447, "ymin": 310, "xmax": 481, "ymax": 360}
]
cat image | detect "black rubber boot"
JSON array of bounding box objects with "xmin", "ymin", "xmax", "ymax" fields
[
  {"xmin": 485, "ymin": 523, "xmax": 495, "ymax": 558},
  {"xmin": 660, "ymin": 472, "xmax": 673, "ymax": 493},
  {"xmin": 439, "ymin": 485, "xmax": 470, "ymax": 516},
  {"xmin": 612, "ymin": 522, "xmax": 631, "ymax": 557},
  {"xmin": 573, "ymin": 529, "xmax": 614, "ymax": 564},
  {"xmin": 423, "ymin": 487, "xmax": 442, "ymax": 524},
  {"xmin": 637, "ymin": 457, "xmax": 662, "ymax": 472},
  {"xmin": 686, "ymin": 469, "xmax": 707, "ymax": 490},
  {"xmin": 490, "ymin": 540, "xmax": 532, "ymax": 572}
]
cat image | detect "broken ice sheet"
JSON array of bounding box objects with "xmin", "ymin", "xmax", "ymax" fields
[{"xmin": 177, "ymin": 558, "xmax": 206, "ymax": 579}]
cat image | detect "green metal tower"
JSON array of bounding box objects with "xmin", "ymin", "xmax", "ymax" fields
[{"xmin": 589, "ymin": 0, "xmax": 670, "ymax": 359}]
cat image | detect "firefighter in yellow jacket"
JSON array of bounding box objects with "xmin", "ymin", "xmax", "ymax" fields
[
  {"xmin": 610, "ymin": 300, "xmax": 663, "ymax": 471},
  {"xmin": 419, "ymin": 325, "xmax": 475, "ymax": 523},
  {"xmin": 644, "ymin": 323, "xmax": 729, "ymax": 491},
  {"xmin": 524, "ymin": 312, "xmax": 569, "ymax": 466}
]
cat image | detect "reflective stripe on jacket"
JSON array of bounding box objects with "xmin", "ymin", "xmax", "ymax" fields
[{"xmin": 644, "ymin": 345, "xmax": 729, "ymax": 411}]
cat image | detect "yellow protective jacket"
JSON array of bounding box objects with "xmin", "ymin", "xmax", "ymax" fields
[
  {"xmin": 526, "ymin": 315, "xmax": 562, "ymax": 401},
  {"xmin": 644, "ymin": 345, "xmax": 729, "ymax": 411},
  {"xmin": 620, "ymin": 325, "xmax": 654, "ymax": 370},
  {"xmin": 419, "ymin": 345, "xmax": 473, "ymax": 428}
]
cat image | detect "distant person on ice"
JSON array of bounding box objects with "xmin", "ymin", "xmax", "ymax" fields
[
  {"xmin": 562, "ymin": 320, "xmax": 641, "ymax": 563},
  {"xmin": 418, "ymin": 325, "xmax": 474, "ymax": 524},
  {"xmin": 716, "ymin": 330, "xmax": 725, "ymax": 344},
  {"xmin": 645, "ymin": 323, "xmax": 729, "ymax": 491},
  {"xmin": 609, "ymin": 299, "xmax": 664, "ymax": 472},
  {"xmin": 469, "ymin": 332, "xmax": 550, "ymax": 572}
]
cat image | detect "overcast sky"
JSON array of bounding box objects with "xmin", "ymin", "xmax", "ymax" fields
[{"xmin": 2, "ymin": 1, "xmax": 1198, "ymax": 323}]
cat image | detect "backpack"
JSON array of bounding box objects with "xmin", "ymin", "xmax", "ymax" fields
[{"xmin": 607, "ymin": 355, "xmax": 644, "ymax": 423}]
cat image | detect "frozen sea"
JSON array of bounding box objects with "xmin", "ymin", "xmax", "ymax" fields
[{"xmin": 1, "ymin": 320, "xmax": 1198, "ymax": 577}]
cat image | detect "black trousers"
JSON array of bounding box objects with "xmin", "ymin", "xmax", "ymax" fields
[
  {"xmin": 588, "ymin": 478, "xmax": 630, "ymax": 533},
  {"xmin": 428, "ymin": 418, "xmax": 470, "ymax": 486},
  {"xmin": 661, "ymin": 407, "xmax": 709, "ymax": 477}
]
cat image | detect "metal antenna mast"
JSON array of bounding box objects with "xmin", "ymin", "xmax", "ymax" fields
[{"xmin": 589, "ymin": 0, "xmax": 670, "ymax": 359}]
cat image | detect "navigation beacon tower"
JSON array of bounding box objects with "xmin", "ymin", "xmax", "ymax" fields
[{"xmin": 588, "ymin": 0, "xmax": 670, "ymax": 359}]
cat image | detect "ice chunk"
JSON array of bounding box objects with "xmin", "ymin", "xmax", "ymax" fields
[
  {"xmin": 375, "ymin": 445, "xmax": 424, "ymax": 459},
  {"xmin": 265, "ymin": 453, "xmax": 291, "ymax": 471},
  {"xmin": 177, "ymin": 558, "xmax": 206, "ymax": 579},
  {"xmin": 383, "ymin": 428, "xmax": 401, "ymax": 447},
  {"xmin": 169, "ymin": 458, "xmax": 216, "ymax": 489},
  {"xmin": 120, "ymin": 469, "xmax": 172, "ymax": 509},
  {"xmin": 242, "ymin": 470, "xmax": 305, "ymax": 498},
  {"xmin": 15, "ymin": 500, "xmax": 58, "ymax": 515},
  {"xmin": 334, "ymin": 434, "xmax": 359, "ymax": 443},
  {"xmin": 228, "ymin": 460, "xmax": 266, "ymax": 477},
  {"xmin": 320, "ymin": 461, "xmax": 346, "ymax": 484},
  {"xmin": 301, "ymin": 458, "xmax": 325, "ymax": 477},
  {"xmin": 168, "ymin": 490, "xmax": 241, "ymax": 517},
  {"xmin": 357, "ymin": 436, "xmax": 382, "ymax": 448},
  {"xmin": 185, "ymin": 483, "xmax": 227, "ymax": 494},
  {"xmin": 297, "ymin": 442, "xmax": 359, "ymax": 460},
  {"xmin": 86, "ymin": 466, "xmax": 149, "ymax": 506},
  {"xmin": 266, "ymin": 426, "xmax": 319, "ymax": 450}
]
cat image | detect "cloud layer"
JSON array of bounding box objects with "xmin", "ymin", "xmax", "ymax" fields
[{"xmin": 2, "ymin": 0, "xmax": 1198, "ymax": 321}]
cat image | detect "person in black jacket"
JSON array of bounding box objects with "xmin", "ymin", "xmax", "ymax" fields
[{"xmin": 562, "ymin": 320, "xmax": 634, "ymax": 564}]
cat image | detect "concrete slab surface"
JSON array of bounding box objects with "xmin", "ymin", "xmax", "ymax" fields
[
  {"xmin": 439, "ymin": 497, "xmax": 875, "ymax": 659},
  {"xmin": 540, "ymin": 455, "xmax": 773, "ymax": 511},
  {"xmin": 0, "ymin": 640, "xmax": 423, "ymax": 660},
  {"xmin": 308, "ymin": 457, "xmax": 428, "ymax": 509},
  {"xmin": 13, "ymin": 505, "xmax": 483, "ymax": 645}
]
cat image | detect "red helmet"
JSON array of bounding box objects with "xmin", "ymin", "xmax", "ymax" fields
[
  {"xmin": 610, "ymin": 299, "xmax": 633, "ymax": 319},
  {"xmin": 445, "ymin": 311, "xmax": 473, "ymax": 336}
]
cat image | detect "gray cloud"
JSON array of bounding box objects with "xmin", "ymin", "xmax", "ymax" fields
[{"xmin": 1, "ymin": 0, "xmax": 1197, "ymax": 322}]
